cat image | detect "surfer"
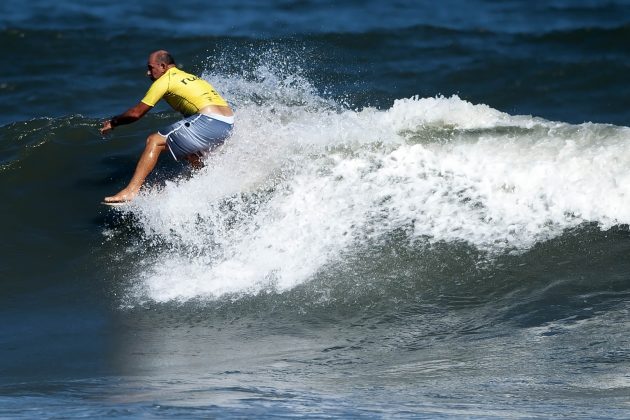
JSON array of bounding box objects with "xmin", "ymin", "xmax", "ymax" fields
[{"xmin": 100, "ymin": 50, "xmax": 234, "ymax": 203}]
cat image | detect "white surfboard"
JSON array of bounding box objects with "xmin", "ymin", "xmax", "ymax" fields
[{"xmin": 101, "ymin": 201, "xmax": 129, "ymax": 207}]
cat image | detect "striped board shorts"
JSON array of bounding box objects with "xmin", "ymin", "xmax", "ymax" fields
[{"xmin": 159, "ymin": 113, "xmax": 234, "ymax": 161}]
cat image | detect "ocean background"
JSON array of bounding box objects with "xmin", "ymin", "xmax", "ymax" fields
[{"xmin": 2, "ymin": 0, "xmax": 630, "ymax": 417}]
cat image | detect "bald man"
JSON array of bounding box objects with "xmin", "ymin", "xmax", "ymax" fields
[{"xmin": 100, "ymin": 50, "xmax": 234, "ymax": 203}]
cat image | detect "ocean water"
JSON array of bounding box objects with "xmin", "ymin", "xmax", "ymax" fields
[{"xmin": 2, "ymin": 0, "xmax": 630, "ymax": 418}]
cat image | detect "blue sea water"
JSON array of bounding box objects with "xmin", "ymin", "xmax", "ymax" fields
[{"xmin": 1, "ymin": 0, "xmax": 630, "ymax": 418}]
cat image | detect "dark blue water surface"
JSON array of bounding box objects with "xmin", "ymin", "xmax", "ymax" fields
[{"xmin": 1, "ymin": 1, "xmax": 630, "ymax": 418}]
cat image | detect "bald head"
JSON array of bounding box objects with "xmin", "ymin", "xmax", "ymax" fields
[
  {"xmin": 149, "ymin": 50, "xmax": 176, "ymax": 66},
  {"xmin": 146, "ymin": 50, "xmax": 176, "ymax": 81}
]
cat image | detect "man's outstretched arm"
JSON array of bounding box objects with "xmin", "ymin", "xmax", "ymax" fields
[{"xmin": 101, "ymin": 102, "xmax": 152, "ymax": 135}]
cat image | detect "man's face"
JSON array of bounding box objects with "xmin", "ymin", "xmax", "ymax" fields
[{"xmin": 146, "ymin": 58, "xmax": 166, "ymax": 81}]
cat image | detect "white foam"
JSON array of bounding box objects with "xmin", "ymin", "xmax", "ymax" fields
[{"xmin": 115, "ymin": 66, "xmax": 630, "ymax": 303}]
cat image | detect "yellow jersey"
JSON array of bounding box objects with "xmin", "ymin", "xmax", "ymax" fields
[{"xmin": 141, "ymin": 67, "xmax": 228, "ymax": 116}]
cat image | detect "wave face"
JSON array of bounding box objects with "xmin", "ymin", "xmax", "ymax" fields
[
  {"xmin": 97, "ymin": 61, "xmax": 630, "ymax": 304},
  {"xmin": 3, "ymin": 1, "xmax": 630, "ymax": 417}
]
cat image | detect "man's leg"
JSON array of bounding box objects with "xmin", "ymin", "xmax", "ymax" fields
[
  {"xmin": 104, "ymin": 132, "xmax": 168, "ymax": 202},
  {"xmin": 185, "ymin": 153, "xmax": 205, "ymax": 170}
]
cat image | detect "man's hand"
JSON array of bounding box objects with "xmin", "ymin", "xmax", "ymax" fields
[
  {"xmin": 99, "ymin": 103, "xmax": 152, "ymax": 137},
  {"xmin": 100, "ymin": 119, "xmax": 113, "ymax": 136}
]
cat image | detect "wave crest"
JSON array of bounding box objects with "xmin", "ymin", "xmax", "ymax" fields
[{"xmin": 106, "ymin": 66, "xmax": 630, "ymax": 303}]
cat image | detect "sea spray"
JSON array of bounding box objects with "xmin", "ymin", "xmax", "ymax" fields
[{"xmin": 110, "ymin": 65, "xmax": 630, "ymax": 302}]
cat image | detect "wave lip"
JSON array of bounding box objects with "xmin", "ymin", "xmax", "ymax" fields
[{"xmin": 103, "ymin": 66, "xmax": 630, "ymax": 303}]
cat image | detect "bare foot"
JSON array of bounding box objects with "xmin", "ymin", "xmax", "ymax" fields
[{"xmin": 104, "ymin": 188, "xmax": 139, "ymax": 203}]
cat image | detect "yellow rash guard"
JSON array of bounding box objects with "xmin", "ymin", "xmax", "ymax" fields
[{"xmin": 141, "ymin": 67, "xmax": 229, "ymax": 116}]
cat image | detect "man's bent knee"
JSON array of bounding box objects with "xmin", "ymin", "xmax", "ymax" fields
[{"xmin": 146, "ymin": 132, "xmax": 167, "ymax": 148}]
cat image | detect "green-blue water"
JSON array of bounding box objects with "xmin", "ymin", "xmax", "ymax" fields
[{"xmin": 2, "ymin": 1, "xmax": 630, "ymax": 417}]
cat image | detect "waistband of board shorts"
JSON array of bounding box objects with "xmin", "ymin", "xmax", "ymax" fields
[{"xmin": 198, "ymin": 110, "xmax": 234, "ymax": 125}]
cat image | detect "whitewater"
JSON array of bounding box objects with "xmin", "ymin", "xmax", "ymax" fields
[{"xmin": 102, "ymin": 66, "xmax": 630, "ymax": 304}]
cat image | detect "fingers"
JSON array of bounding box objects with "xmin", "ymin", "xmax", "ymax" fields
[{"xmin": 100, "ymin": 120, "xmax": 112, "ymax": 136}]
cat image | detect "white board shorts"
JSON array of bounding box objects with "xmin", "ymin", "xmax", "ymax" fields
[{"xmin": 159, "ymin": 113, "xmax": 234, "ymax": 161}]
